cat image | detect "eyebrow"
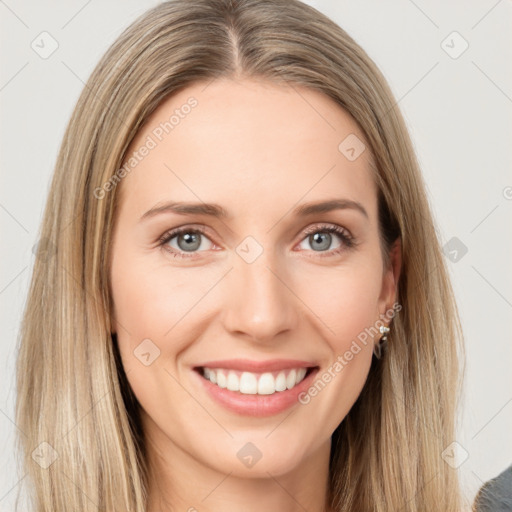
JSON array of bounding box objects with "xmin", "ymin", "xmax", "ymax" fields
[{"xmin": 139, "ymin": 198, "xmax": 368, "ymax": 222}]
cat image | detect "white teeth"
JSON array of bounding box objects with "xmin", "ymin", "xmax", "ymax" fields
[
  {"xmin": 202, "ymin": 367, "xmax": 310, "ymax": 395},
  {"xmin": 227, "ymin": 371, "xmax": 239, "ymax": 391},
  {"xmin": 296, "ymin": 367, "xmax": 307, "ymax": 384},
  {"xmin": 275, "ymin": 372, "xmax": 287, "ymax": 392},
  {"xmin": 216, "ymin": 370, "xmax": 227, "ymax": 388},
  {"xmin": 257, "ymin": 373, "xmax": 275, "ymax": 395},
  {"xmin": 239, "ymin": 372, "xmax": 258, "ymax": 394},
  {"xmin": 286, "ymin": 369, "xmax": 297, "ymax": 390}
]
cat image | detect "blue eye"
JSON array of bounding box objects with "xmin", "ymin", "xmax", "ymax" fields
[
  {"xmin": 298, "ymin": 224, "xmax": 355, "ymax": 257},
  {"xmin": 158, "ymin": 223, "xmax": 355, "ymax": 259},
  {"xmin": 159, "ymin": 226, "xmax": 213, "ymax": 258}
]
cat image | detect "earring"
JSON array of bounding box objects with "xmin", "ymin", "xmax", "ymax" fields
[{"xmin": 373, "ymin": 325, "xmax": 390, "ymax": 359}]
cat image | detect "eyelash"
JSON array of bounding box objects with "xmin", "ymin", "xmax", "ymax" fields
[{"xmin": 157, "ymin": 223, "xmax": 356, "ymax": 260}]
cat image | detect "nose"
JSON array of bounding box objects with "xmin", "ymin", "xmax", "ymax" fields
[{"xmin": 220, "ymin": 251, "xmax": 299, "ymax": 344}]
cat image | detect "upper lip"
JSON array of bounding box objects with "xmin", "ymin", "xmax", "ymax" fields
[{"xmin": 195, "ymin": 358, "xmax": 318, "ymax": 373}]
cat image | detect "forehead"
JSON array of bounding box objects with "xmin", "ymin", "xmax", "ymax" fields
[{"xmin": 118, "ymin": 78, "xmax": 377, "ymax": 222}]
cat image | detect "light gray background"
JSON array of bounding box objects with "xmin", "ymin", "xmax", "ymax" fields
[{"xmin": 1, "ymin": 0, "xmax": 511, "ymax": 509}]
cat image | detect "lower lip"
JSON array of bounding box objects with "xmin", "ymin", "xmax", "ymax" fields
[{"xmin": 193, "ymin": 367, "xmax": 319, "ymax": 417}]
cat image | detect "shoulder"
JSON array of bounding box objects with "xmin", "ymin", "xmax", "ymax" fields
[{"xmin": 473, "ymin": 464, "xmax": 512, "ymax": 512}]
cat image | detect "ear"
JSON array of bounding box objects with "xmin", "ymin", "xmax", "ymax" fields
[{"xmin": 378, "ymin": 237, "xmax": 402, "ymax": 315}]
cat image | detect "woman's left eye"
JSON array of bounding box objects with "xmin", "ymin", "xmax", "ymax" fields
[
  {"xmin": 297, "ymin": 224, "xmax": 355, "ymax": 257},
  {"xmin": 158, "ymin": 223, "xmax": 355, "ymax": 259}
]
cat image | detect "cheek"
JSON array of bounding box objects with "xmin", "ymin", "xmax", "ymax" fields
[
  {"xmin": 111, "ymin": 249, "xmax": 210, "ymax": 334},
  {"xmin": 110, "ymin": 248, "xmax": 224, "ymax": 376},
  {"xmin": 295, "ymin": 260, "xmax": 383, "ymax": 349},
  {"xmin": 110, "ymin": 251, "xmax": 203, "ymax": 417},
  {"xmin": 293, "ymin": 265, "xmax": 381, "ymax": 429}
]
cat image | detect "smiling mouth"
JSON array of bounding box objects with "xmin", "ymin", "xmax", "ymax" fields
[{"xmin": 194, "ymin": 366, "xmax": 317, "ymax": 395}]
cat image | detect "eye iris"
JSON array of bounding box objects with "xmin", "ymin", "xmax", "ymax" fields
[
  {"xmin": 310, "ymin": 232, "xmax": 331, "ymax": 251},
  {"xmin": 177, "ymin": 232, "xmax": 201, "ymax": 252}
]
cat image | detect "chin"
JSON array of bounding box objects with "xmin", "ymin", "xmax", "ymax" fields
[{"xmin": 199, "ymin": 434, "xmax": 318, "ymax": 478}]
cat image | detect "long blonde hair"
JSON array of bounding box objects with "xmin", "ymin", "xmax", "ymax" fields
[{"xmin": 15, "ymin": 0, "xmax": 466, "ymax": 510}]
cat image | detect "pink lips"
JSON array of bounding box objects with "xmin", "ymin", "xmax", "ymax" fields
[
  {"xmin": 196, "ymin": 358, "xmax": 317, "ymax": 372},
  {"xmin": 192, "ymin": 358, "xmax": 319, "ymax": 417}
]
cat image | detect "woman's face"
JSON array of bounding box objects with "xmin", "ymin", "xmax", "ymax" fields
[{"xmin": 110, "ymin": 78, "xmax": 398, "ymax": 478}]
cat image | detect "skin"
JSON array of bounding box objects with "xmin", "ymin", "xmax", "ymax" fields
[{"xmin": 110, "ymin": 78, "xmax": 401, "ymax": 512}]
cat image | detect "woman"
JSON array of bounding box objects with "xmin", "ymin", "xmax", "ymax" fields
[{"xmin": 15, "ymin": 0, "xmax": 467, "ymax": 510}]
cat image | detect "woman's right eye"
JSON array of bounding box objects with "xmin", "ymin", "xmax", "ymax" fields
[{"xmin": 158, "ymin": 227, "xmax": 215, "ymax": 259}]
